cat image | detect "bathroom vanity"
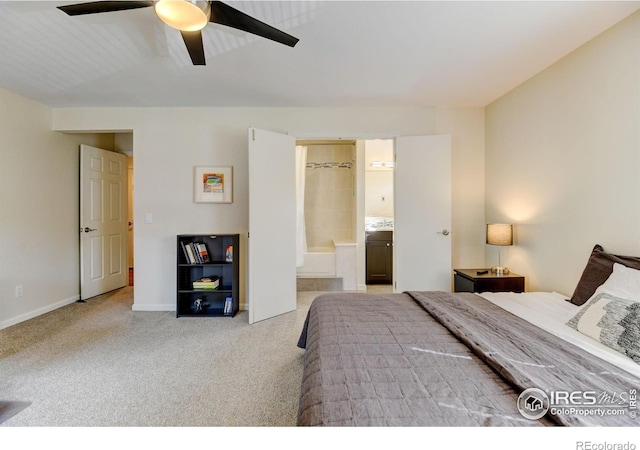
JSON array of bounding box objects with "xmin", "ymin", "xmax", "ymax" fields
[{"xmin": 365, "ymin": 230, "xmax": 393, "ymax": 284}]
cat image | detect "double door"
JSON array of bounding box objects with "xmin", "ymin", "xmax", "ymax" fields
[{"xmin": 248, "ymin": 129, "xmax": 451, "ymax": 324}]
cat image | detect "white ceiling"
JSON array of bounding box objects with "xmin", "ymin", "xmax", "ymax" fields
[{"xmin": 0, "ymin": 1, "xmax": 638, "ymax": 108}]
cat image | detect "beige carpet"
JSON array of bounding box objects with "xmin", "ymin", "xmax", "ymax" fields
[{"xmin": 0, "ymin": 287, "xmax": 320, "ymax": 427}]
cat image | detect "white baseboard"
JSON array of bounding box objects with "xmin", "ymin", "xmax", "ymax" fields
[{"xmin": 0, "ymin": 295, "xmax": 79, "ymax": 331}]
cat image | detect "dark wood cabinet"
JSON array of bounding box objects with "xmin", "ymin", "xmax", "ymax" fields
[
  {"xmin": 176, "ymin": 234, "xmax": 239, "ymax": 317},
  {"xmin": 366, "ymin": 231, "xmax": 393, "ymax": 284},
  {"xmin": 454, "ymin": 268, "xmax": 524, "ymax": 293}
]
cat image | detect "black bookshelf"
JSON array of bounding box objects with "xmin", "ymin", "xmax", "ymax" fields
[{"xmin": 176, "ymin": 234, "xmax": 239, "ymax": 317}]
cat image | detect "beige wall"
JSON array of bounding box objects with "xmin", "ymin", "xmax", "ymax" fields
[
  {"xmin": 437, "ymin": 107, "xmax": 487, "ymax": 270},
  {"xmin": 0, "ymin": 90, "xmax": 484, "ymax": 325},
  {"xmin": 0, "ymin": 87, "xmax": 115, "ymax": 329},
  {"xmin": 0, "ymin": 88, "xmax": 486, "ymax": 326},
  {"xmin": 485, "ymin": 11, "xmax": 640, "ymax": 295},
  {"xmin": 364, "ymin": 139, "xmax": 394, "ymax": 218},
  {"xmin": 50, "ymin": 106, "xmax": 485, "ymax": 313}
]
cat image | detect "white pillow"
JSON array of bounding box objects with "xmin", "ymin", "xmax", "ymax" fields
[
  {"xmin": 566, "ymin": 291, "xmax": 640, "ymax": 363},
  {"xmin": 591, "ymin": 263, "xmax": 640, "ymax": 301}
]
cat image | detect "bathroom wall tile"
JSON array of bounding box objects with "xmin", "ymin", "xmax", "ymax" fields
[
  {"xmin": 301, "ymin": 143, "xmax": 355, "ymax": 253},
  {"xmin": 334, "ymin": 227, "xmax": 354, "ymax": 241},
  {"xmin": 334, "ymin": 209, "xmax": 352, "ymax": 231},
  {"xmin": 305, "ymin": 167, "xmax": 319, "ymax": 185},
  {"xmin": 335, "ymin": 170, "xmax": 353, "ymax": 189},
  {"xmin": 336, "ymin": 145, "xmax": 355, "ymax": 162},
  {"xmin": 306, "ymin": 145, "xmax": 322, "ymax": 163},
  {"xmin": 319, "ymin": 192, "xmax": 337, "ymax": 210},
  {"xmin": 318, "ymin": 146, "xmax": 334, "ymax": 162},
  {"xmin": 335, "ymin": 188, "xmax": 353, "ymax": 210},
  {"xmin": 305, "ymin": 186, "xmax": 322, "ymax": 209},
  {"xmin": 320, "ymin": 169, "xmax": 337, "ymax": 187},
  {"xmin": 316, "ymin": 228, "xmax": 334, "ymax": 249}
]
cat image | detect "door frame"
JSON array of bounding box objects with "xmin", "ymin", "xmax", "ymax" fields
[
  {"xmin": 288, "ymin": 131, "xmax": 453, "ymax": 292},
  {"xmin": 79, "ymin": 144, "xmax": 129, "ymax": 300},
  {"xmin": 281, "ymin": 131, "xmax": 453, "ymax": 293},
  {"xmin": 291, "ymin": 132, "xmax": 397, "ymax": 293}
]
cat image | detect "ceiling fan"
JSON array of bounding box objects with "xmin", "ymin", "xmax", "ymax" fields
[{"xmin": 57, "ymin": 1, "xmax": 299, "ymax": 65}]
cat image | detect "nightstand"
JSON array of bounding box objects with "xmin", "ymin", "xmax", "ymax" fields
[{"xmin": 453, "ymin": 269, "xmax": 525, "ymax": 293}]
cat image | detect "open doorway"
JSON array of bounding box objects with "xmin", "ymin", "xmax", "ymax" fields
[
  {"xmin": 292, "ymin": 138, "xmax": 395, "ymax": 294},
  {"xmin": 362, "ymin": 139, "xmax": 394, "ymax": 293},
  {"xmin": 79, "ymin": 144, "xmax": 128, "ymax": 299},
  {"xmin": 294, "ymin": 139, "xmax": 358, "ymax": 292},
  {"xmin": 79, "ymin": 132, "xmax": 134, "ymax": 298}
]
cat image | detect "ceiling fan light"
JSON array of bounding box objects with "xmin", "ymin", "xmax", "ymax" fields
[{"xmin": 155, "ymin": 0, "xmax": 211, "ymax": 32}]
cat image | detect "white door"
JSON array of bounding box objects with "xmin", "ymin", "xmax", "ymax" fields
[
  {"xmin": 127, "ymin": 156, "xmax": 134, "ymax": 270},
  {"xmin": 394, "ymin": 135, "xmax": 451, "ymax": 292},
  {"xmin": 80, "ymin": 144, "xmax": 128, "ymax": 300},
  {"xmin": 248, "ymin": 128, "xmax": 297, "ymax": 324}
]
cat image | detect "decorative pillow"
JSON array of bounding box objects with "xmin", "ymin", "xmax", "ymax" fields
[
  {"xmin": 567, "ymin": 291, "xmax": 640, "ymax": 364},
  {"xmin": 596, "ymin": 263, "xmax": 640, "ymax": 299},
  {"xmin": 569, "ymin": 245, "xmax": 640, "ymax": 306}
]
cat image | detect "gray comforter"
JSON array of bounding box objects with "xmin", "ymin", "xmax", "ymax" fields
[{"xmin": 296, "ymin": 291, "xmax": 639, "ymax": 426}]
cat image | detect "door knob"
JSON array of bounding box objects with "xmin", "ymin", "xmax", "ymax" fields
[
  {"xmin": 83, "ymin": 227, "xmax": 97, "ymax": 233},
  {"xmin": 438, "ymin": 229, "xmax": 450, "ymax": 236}
]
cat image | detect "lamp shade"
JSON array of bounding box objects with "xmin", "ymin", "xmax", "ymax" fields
[
  {"xmin": 155, "ymin": 0, "xmax": 211, "ymax": 32},
  {"xmin": 486, "ymin": 224, "xmax": 513, "ymax": 246}
]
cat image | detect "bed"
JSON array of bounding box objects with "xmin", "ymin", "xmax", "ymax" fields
[{"xmin": 296, "ymin": 245, "xmax": 640, "ymax": 426}]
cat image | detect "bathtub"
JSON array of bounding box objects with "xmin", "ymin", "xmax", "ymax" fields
[
  {"xmin": 296, "ymin": 246, "xmax": 336, "ymax": 277},
  {"xmin": 296, "ymin": 241, "xmax": 358, "ymax": 291}
]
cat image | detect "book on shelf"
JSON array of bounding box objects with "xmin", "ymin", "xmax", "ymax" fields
[
  {"xmin": 197, "ymin": 243, "xmax": 210, "ymax": 263},
  {"xmin": 223, "ymin": 295, "xmax": 233, "ymax": 315},
  {"xmin": 180, "ymin": 241, "xmax": 188, "ymax": 263},
  {"xmin": 191, "ymin": 243, "xmax": 203, "ymax": 264},
  {"xmin": 182, "ymin": 242, "xmax": 197, "ymax": 264},
  {"xmin": 181, "ymin": 241, "xmax": 211, "ymax": 264},
  {"xmin": 225, "ymin": 245, "xmax": 233, "ymax": 262},
  {"xmin": 192, "ymin": 276, "xmax": 219, "ymax": 289}
]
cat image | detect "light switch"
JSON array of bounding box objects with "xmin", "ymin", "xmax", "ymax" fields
[{"xmin": 145, "ymin": 213, "xmax": 153, "ymax": 224}]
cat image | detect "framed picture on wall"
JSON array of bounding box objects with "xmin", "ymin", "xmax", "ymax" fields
[{"xmin": 194, "ymin": 166, "xmax": 233, "ymax": 203}]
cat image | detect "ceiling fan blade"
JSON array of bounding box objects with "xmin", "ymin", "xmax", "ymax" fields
[
  {"xmin": 180, "ymin": 30, "xmax": 206, "ymax": 65},
  {"xmin": 57, "ymin": 1, "xmax": 154, "ymax": 16},
  {"xmin": 209, "ymin": 1, "xmax": 299, "ymax": 48}
]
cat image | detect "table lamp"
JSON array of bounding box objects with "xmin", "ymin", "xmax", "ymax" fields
[{"xmin": 486, "ymin": 224, "xmax": 513, "ymax": 275}]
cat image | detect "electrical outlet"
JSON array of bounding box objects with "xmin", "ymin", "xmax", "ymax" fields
[{"xmin": 15, "ymin": 285, "xmax": 23, "ymax": 297}]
